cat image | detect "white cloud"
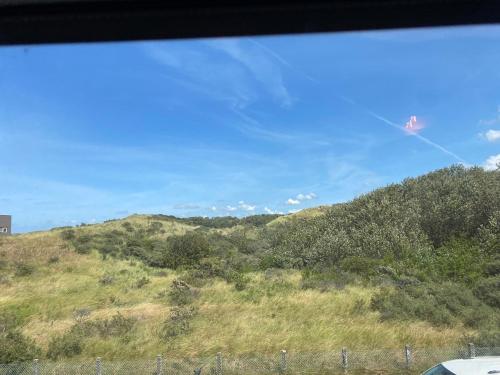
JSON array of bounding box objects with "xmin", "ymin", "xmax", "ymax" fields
[
  {"xmin": 210, "ymin": 206, "xmax": 217, "ymax": 211},
  {"xmin": 238, "ymin": 201, "xmax": 256, "ymax": 211},
  {"xmin": 286, "ymin": 198, "xmax": 300, "ymax": 205},
  {"xmin": 296, "ymin": 192, "xmax": 317, "ymax": 201},
  {"xmin": 264, "ymin": 207, "xmax": 284, "ymax": 215},
  {"xmin": 483, "ymin": 154, "xmax": 500, "ymax": 171},
  {"xmin": 483, "ymin": 129, "xmax": 500, "ymax": 142},
  {"xmin": 225, "ymin": 205, "xmax": 237, "ymax": 212}
]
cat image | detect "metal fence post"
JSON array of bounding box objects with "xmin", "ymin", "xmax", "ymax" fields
[
  {"xmin": 468, "ymin": 343, "xmax": 476, "ymax": 358},
  {"xmin": 156, "ymin": 354, "xmax": 163, "ymax": 375},
  {"xmin": 96, "ymin": 357, "xmax": 102, "ymax": 375},
  {"xmin": 216, "ymin": 352, "xmax": 223, "ymax": 375},
  {"xmin": 341, "ymin": 347, "xmax": 348, "ymax": 371},
  {"xmin": 404, "ymin": 344, "xmax": 412, "ymax": 368},
  {"xmin": 33, "ymin": 359, "xmax": 39, "ymax": 375},
  {"xmin": 280, "ymin": 350, "xmax": 287, "ymax": 373}
]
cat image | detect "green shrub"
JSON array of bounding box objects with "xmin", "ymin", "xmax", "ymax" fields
[
  {"xmin": 47, "ymin": 314, "xmax": 136, "ymax": 359},
  {"xmin": 60, "ymin": 229, "xmax": 76, "ymax": 241},
  {"xmin": 0, "ymin": 331, "xmax": 41, "ymax": 363},
  {"xmin": 47, "ymin": 332, "xmax": 83, "ymax": 359},
  {"xmin": 473, "ymin": 276, "xmax": 500, "ymax": 308},
  {"xmin": 164, "ymin": 232, "xmax": 210, "ymax": 269},
  {"xmin": 484, "ymin": 259, "xmax": 500, "ymax": 276},
  {"xmin": 98, "ymin": 274, "xmax": 114, "ymax": 285},
  {"xmin": 72, "ymin": 234, "xmax": 93, "ymax": 254},
  {"xmin": 159, "ymin": 306, "xmax": 196, "ymax": 339},
  {"xmin": 472, "ymin": 327, "xmax": 500, "ymax": 347},
  {"xmin": 48, "ymin": 256, "xmax": 60, "ymax": 264},
  {"xmin": 81, "ymin": 314, "xmax": 136, "ymax": 338},
  {"xmin": 168, "ymin": 280, "xmax": 199, "ymax": 306},
  {"xmin": 134, "ymin": 276, "xmax": 150, "ymax": 289},
  {"xmin": 371, "ymin": 282, "xmax": 496, "ymax": 328},
  {"xmin": 14, "ymin": 263, "xmax": 35, "ymax": 277},
  {"xmin": 224, "ymin": 270, "xmax": 250, "ymax": 291},
  {"xmin": 351, "ymin": 298, "xmax": 368, "ymax": 315}
]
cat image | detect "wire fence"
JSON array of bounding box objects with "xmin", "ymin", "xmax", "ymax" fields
[{"xmin": 0, "ymin": 345, "xmax": 499, "ymax": 375}]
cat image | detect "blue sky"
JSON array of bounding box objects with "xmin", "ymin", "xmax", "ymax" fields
[{"xmin": 1, "ymin": 25, "xmax": 500, "ymax": 232}]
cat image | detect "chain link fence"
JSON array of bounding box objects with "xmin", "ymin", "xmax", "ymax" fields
[{"xmin": 1, "ymin": 345, "xmax": 498, "ymax": 375}]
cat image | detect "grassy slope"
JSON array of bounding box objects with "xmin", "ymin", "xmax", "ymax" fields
[{"xmin": 0, "ymin": 216, "xmax": 467, "ymax": 360}]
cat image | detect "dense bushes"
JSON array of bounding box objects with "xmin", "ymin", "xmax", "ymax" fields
[
  {"xmin": 268, "ymin": 166, "xmax": 498, "ymax": 269},
  {"xmin": 473, "ymin": 276, "xmax": 500, "ymax": 308},
  {"xmin": 371, "ymin": 282, "xmax": 498, "ymax": 328}
]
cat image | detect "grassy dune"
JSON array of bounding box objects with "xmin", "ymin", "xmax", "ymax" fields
[{"xmin": 0, "ymin": 218, "xmax": 468, "ymax": 360}]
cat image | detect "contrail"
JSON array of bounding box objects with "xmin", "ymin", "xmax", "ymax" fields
[
  {"xmin": 248, "ymin": 39, "xmax": 467, "ymax": 163},
  {"xmin": 339, "ymin": 96, "xmax": 467, "ymax": 163}
]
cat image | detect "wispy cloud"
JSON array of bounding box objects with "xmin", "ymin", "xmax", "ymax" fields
[
  {"xmin": 173, "ymin": 203, "xmax": 201, "ymax": 210},
  {"xmin": 479, "ymin": 106, "xmax": 500, "ymax": 126},
  {"xmin": 145, "ymin": 42, "xmax": 256, "ymax": 109},
  {"xmin": 145, "ymin": 39, "xmax": 295, "ymax": 109},
  {"xmin": 207, "ymin": 38, "xmax": 294, "ymax": 107},
  {"xmin": 286, "ymin": 198, "xmax": 300, "ymax": 205},
  {"xmin": 483, "ymin": 154, "xmax": 500, "ymax": 171},
  {"xmin": 247, "ymin": 38, "xmax": 318, "ymax": 83},
  {"xmin": 231, "ymin": 109, "xmax": 333, "ymax": 147}
]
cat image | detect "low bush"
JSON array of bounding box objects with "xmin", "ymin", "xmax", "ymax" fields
[
  {"xmin": 134, "ymin": 276, "xmax": 150, "ymax": 289},
  {"xmin": 159, "ymin": 306, "xmax": 196, "ymax": 339},
  {"xmin": 168, "ymin": 279, "xmax": 199, "ymax": 306},
  {"xmin": 60, "ymin": 229, "xmax": 76, "ymax": 241},
  {"xmin": 224, "ymin": 270, "xmax": 250, "ymax": 291},
  {"xmin": 0, "ymin": 331, "xmax": 41, "ymax": 363},
  {"xmin": 47, "ymin": 314, "xmax": 136, "ymax": 359},
  {"xmin": 47, "ymin": 332, "xmax": 83, "ymax": 359},
  {"xmin": 98, "ymin": 274, "xmax": 114, "ymax": 285},
  {"xmin": 48, "ymin": 256, "xmax": 60, "ymax": 264},
  {"xmin": 72, "ymin": 234, "xmax": 93, "ymax": 254},
  {"xmin": 14, "ymin": 263, "xmax": 35, "ymax": 277}
]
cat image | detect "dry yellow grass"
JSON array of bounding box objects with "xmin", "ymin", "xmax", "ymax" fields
[{"xmin": 0, "ymin": 217, "xmax": 470, "ymax": 360}]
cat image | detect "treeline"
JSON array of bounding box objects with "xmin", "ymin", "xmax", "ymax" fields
[{"xmin": 150, "ymin": 214, "xmax": 281, "ymax": 228}]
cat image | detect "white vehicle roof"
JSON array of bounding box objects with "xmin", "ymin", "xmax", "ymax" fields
[{"xmin": 442, "ymin": 357, "xmax": 500, "ymax": 374}]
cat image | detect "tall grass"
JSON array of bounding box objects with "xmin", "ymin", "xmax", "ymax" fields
[{"xmin": 0, "ymin": 220, "xmax": 469, "ymax": 360}]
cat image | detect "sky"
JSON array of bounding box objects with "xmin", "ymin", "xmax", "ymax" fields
[{"xmin": 1, "ymin": 25, "xmax": 500, "ymax": 233}]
